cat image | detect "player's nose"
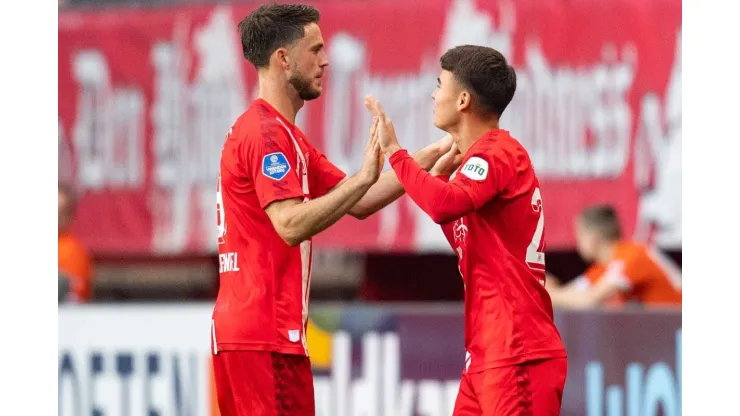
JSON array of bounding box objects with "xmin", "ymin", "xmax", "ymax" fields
[{"xmin": 319, "ymin": 50, "xmax": 329, "ymax": 68}]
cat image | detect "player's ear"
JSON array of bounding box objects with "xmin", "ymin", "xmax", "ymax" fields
[
  {"xmin": 274, "ymin": 48, "xmax": 291, "ymax": 71},
  {"xmin": 457, "ymin": 91, "xmax": 471, "ymax": 111}
]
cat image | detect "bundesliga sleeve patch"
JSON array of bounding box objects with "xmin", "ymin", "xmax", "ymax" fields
[
  {"xmin": 460, "ymin": 156, "xmax": 489, "ymax": 180},
  {"xmin": 262, "ymin": 152, "xmax": 291, "ymax": 181}
]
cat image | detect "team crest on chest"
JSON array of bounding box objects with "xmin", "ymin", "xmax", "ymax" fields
[{"xmin": 453, "ymin": 218, "xmax": 468, "ymax": 244}]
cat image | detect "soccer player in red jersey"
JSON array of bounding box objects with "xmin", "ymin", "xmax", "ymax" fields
[
  {"xmin": 366, "ymin": 45, "xmax": 568, "ymax": 415},
  {"xmin": 211, "ymin": 4, "xmax": 452, "ymax": 415}
]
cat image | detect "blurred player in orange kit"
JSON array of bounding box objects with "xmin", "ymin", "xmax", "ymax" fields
[
  {"xmin": 366, "ymin": 44, "xmax": 567, "ymax": 415},
  {"xmin": 58, "ymin": 183, "xmax": 93, "ymax": 303},
  {"xmin": 210, "ymin": 4, "xmax": 453, "ymax": 415},
  {"xmin": 546, "ymin": 204, "xmax": 682, "ymax": 309}
]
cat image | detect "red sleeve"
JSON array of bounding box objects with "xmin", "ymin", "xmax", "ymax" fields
[
  {"xmin": 308, "ymin": 146, "xmax": 346, "ymax": 198},
  {"xmin": 433, "ymin": 175, "xmax": 457, "ymax": 246},
  {"xmin": 242, "ymin": 121, "xmax": 304, "ymax": 209},
  {"xmin": 448, "ymin": 146, "xmax": 516, "ymax": 210},
  {"xmin": 389, "ymin": 150, "xmax": 475, "ymax": 224}
]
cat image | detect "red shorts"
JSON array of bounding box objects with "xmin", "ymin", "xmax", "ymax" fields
[
  {"xmin": 453, "ymin": 358, "xmax": 567, "ymax": 416},
  {"xmin": 212, "ymin": 350, "xmax": 315, "ymax": 416}
]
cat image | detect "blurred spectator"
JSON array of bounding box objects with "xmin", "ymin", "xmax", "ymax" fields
[
  {"xmin": 546, "ymin": 204, "xmax": 681, "ymax": 309},
  {"xmin": 58, "ymin": 183, "xmax": 93, "ymax": 303},
  {"xmin": 59, "ymin": 271, "xmax": 71, "ymax": 303}
]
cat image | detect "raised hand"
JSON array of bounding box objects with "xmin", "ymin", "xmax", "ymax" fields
[
  {"xmin": 358, "ymin": 116, "xmax": 384, "ymax": 184},
  {"xmin": 430, "ymin": 142, "xmax": 463, "ymax": 177},
  {"xmin": 434, "ymin": 133, "xmax": 454, "ymax": 159},
  {"xmin": 364, "ymin": 95, "xmax": 401, "ymax": 155}
]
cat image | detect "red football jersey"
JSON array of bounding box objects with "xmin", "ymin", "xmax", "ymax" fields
[
  {"xmin": 212, "ymin": 99, "xmax": 345, "ymax": 356},
  {"xmin": 440, "ymin": 129, "xmax": 567, "ymax": 373}
]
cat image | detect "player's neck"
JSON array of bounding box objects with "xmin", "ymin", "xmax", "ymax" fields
[
  {"xmin": 257, "ymin": 72, "xmax": 304, "ymax": 124},
  {"xmin": 452, "ymin": 117, "xmax": 500, "ymax": 154},
  {"xmin": 596, "ymin": 241, "xmax": 619, "ymax": 264}
]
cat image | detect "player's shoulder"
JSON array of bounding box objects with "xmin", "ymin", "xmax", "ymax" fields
[
  {"xmin": 475, "ymin": 129, "xmax": 527, "ymax": 158},
  {"xmin": 234, "ymin": 102, "xmax": 291, "ymax": 146},
  {"xmin": 612, "ymin": 240, "xmax": 648, "ymax": 264},
  {"xmin": 241, "ymin": 101, "xmax": 283, "ymax": 132},
  {"xmin": 58, "ymin": 233, "xmax": 91, "ymax": 258},
  {"xmin": 470, "ymin": 129, "xmax": 534, "ymax": 172},
  {"xmin": 585, "ymin": 263, "xmax": 607, "ymax": 281}
]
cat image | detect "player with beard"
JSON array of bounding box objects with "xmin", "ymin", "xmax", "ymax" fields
[{"xmin": 211, "ymin": 4, "xmax": 454, "ymax": 415}]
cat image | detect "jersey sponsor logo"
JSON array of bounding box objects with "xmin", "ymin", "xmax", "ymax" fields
[
  {"xmin": 460, "ymin": 157, "xmax": 488, "ymax": 180},
  {"xmin": 262, "ymin": 152, "xmax": 291, "ymax": 181}
]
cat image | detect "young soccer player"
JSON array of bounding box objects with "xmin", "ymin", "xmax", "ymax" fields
[{"xmin": 367, "ymin": 45, "xmax": 568, "ymax": 415}]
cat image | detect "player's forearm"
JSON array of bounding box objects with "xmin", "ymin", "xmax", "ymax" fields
[
  {"xmin": 544, "ymin": 273, "xmax": 562, "ymax": 292},
  {"xmin": 389, "ymin": 149, "xmax": 474, "ymax": 224},
  {"xmin": 282, "ymin": 174, "xmax": 374, "ymax": 245},
  {"xmin": 350, "ymin": 145, "xmax": 444, "ymax": 218},
  {"xmin": 549, "ymin": 288, "xmax": 599, "ymax": 310},
  {"xmin": 349, "ymin": 170, "xmax": 405, "ymax": 219}
]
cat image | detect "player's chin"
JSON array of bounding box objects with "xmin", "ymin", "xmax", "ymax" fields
[
  {"xmin": 432, "ymin": 116, "xmax": 448, "ymax": 132},
  {"xmin": 308, "ymin": 88, "xmax": 323, "ymax": 100},
  {"xmin": 301, "ymin": 86, "xmax": 323, "ymax": 101},
  {"xmin": 310, "ymin": 79, "xmax": 323, "ymax": 95}
]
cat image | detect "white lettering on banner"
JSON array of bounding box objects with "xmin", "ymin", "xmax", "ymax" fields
[
  {"xmin": 59, "ymin": 306, "xmax": 214, "ymax": 416},
  {"xmin": 313, "ymin": 332, "xmax": 460, "ymax": 416},
  {"xmin": 326, "ymin": 0, "xmax": 638, "ymax": 184},
  {"xmin": 59, "ymin": 118, "xmax": 74, "ymax": 185},
  {"xmin": 505, "ymin": 44, "xmax": 636, "ymax": 178},
  {"xmin": 324, "ymin": 0, "xmax": 643, "ymax": 251},
  {"xmin": 585, "ymin": 329, "xmax": 682, "ymax": 416},
  {"xmin": 325, "ymin": 33, "xmax": 444, "ymax": 250},
  {"xmin": 633, "ymin": 30, "xmax": 682, "ymax": 248},
  {"xmin": 150, "ymin": 7, "xmax": 247, "ymax": 253},
  {"xmin": 72, "ymin": 50, "xmax": 145, "ymax": 190},
  {"xmin": 218, "ymin": 252, "xmax": 240, "ymax": 273},
  {"xmin": 443, "ymin": 0, "xmax": 636, "ymax": 179},
  {"xmin": 60, "ymin": 305, "xmax": 682, "ymax": 416},
  {"xmin": 59, "ymin": 349, "xmax": 202, "ymax": 416},
  {"xmin": 60, "ymin": 306, "xmax": 466, "ymax": 416}
]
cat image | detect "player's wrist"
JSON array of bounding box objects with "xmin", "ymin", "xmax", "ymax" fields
[
  {"xmin": 414, "ymin": 145, "xmax": 443, "ymax": 171},
  {"xmin": 384, "ymin": 144, "xmax": 403, "ymax": 158},
  {"xmin": 356, "ymin": 168, "xmax": 379, "ymax": 187}
]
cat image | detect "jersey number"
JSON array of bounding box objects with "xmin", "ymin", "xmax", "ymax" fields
[
  {"xmin": 216, "ymin": 173, "xmax": 226, "ymax": 245},
  {"xmin": 526, "ymin": 188, "xmax": 546, "ymax": 271},
  {"xmin": 216, "ymin": 129, "xmax": 231, "ymax": 245}
]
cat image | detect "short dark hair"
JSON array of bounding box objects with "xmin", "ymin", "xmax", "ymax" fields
[
  {"xmin": 238, "ymin": 4, "xmax": 320, "ymax": 68},
  {"xmin": 440, "ymin": 45, "xmax": 517, "ymax": 118},
  {"xmin": 579, "ymin": 204, "xmax": 622, "ymax": 241}
]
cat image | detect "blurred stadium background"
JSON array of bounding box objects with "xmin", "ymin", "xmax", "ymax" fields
[{"xmin": 58, "ymin": 0, "xmax": 682, "ymax": 415}]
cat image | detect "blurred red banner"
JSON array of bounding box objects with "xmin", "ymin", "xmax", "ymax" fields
[{"xmin": 59, "ymin": 0, "xmax": 681, "ymax": 256}]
